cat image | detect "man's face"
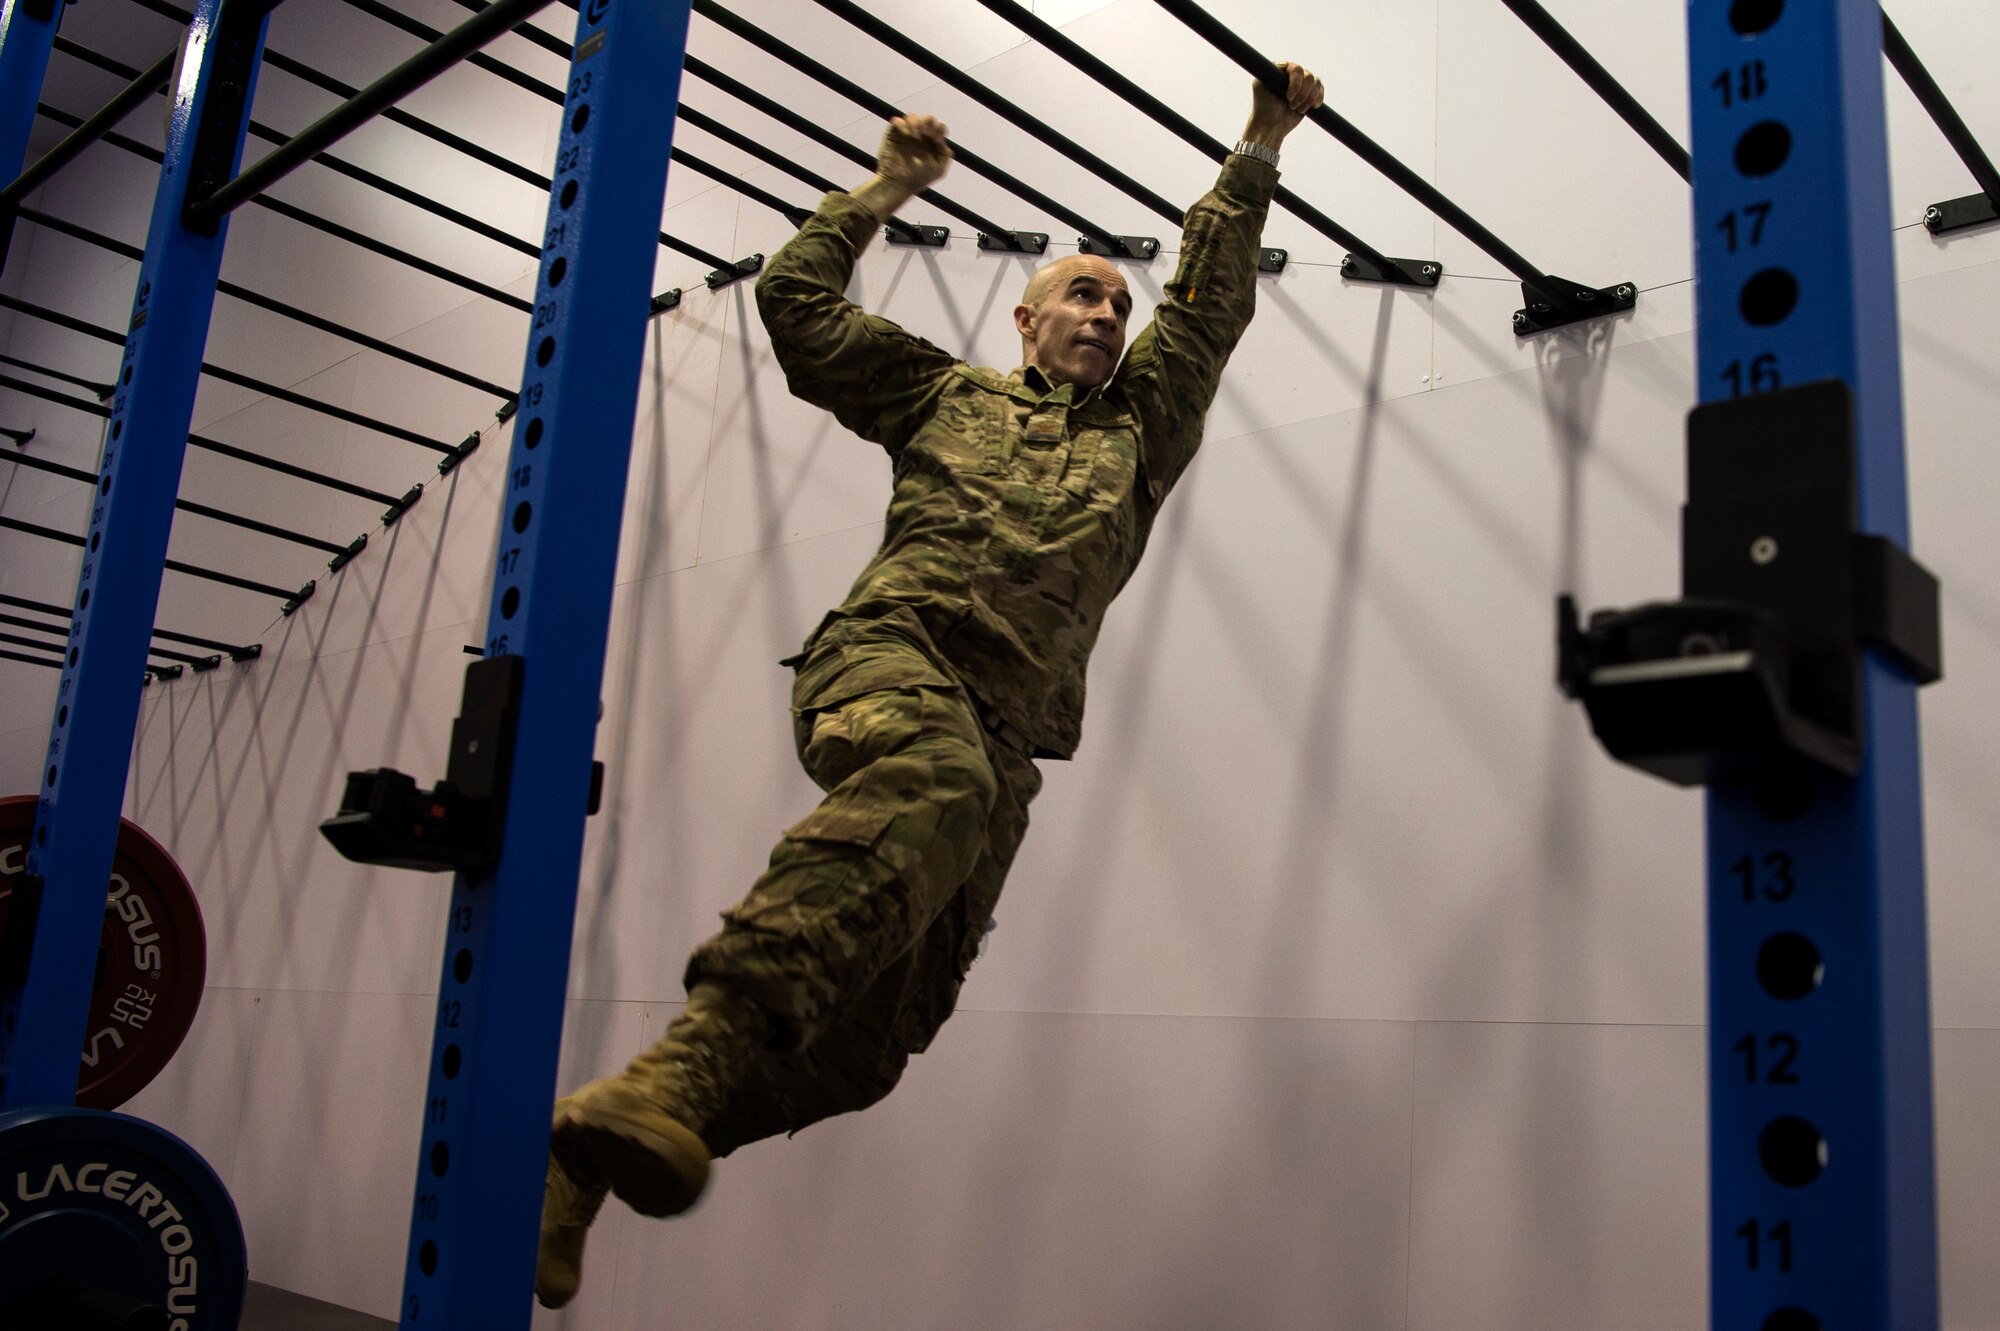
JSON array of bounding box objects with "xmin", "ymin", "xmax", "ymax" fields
[{"xmin": 1014, "ymin": 256, "xmax": 1132, "ymax": 391}]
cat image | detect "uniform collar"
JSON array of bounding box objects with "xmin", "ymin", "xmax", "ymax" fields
[{"xmin": 1016, "ymin": 363, "xmax": 1099, "ymax": 407}]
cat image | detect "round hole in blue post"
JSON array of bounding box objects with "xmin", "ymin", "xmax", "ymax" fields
[
  {"xmin": 123, "ymin": 366, "xmax": 133, "ymax": 385},
  {"xmin": 47, "ymin": 765, "xmax": 57, "ymax": 786},
  {"xmin": 1735, "ymin": 121, "xmax": 1792, "ymax": 176},
  {"xmin": 561, "ymin": 179, "xmax": 579, "ymax": 209},
  {"xmin": 79, "ymin": 589, "xmax": 89, "ymax": 609},
  {"xmin": 1761, "ymin": 1309, "xmax": 1819, "ymax": 1331},
  {"xmin": 572, "ymin": 105, "xmax": 590, "ymax": 133},
  {"xmin": 57, "ymin": 706, "xmax": 67, "ymax": 726},
  {"xmin": 90, "ymin": 532, "xmax": 100, "ymax": 552},
  {"xmin": 1759, "ymin": 1116, "xmax": 1826, "ymax": 1187},
  {"xmin": 549, "ymin": 257, "xmax": 568, "ymax": 288},
  {"xmin": 1740, "ymin": 268, "xmax": 1799, "ymax": 326},
  {"xmin": 419, "ymin": 1240, "xmax": 438, "ymax": 1275},
  {"xmin": 430, "ymin": 1141, "xmax": 450, "ymax": 1177},
  {"xmin": 1759, "ymin": 932, "xmax": 1823, "ymax": 1000},
  {"xmin": 99, "ymin": 475, "xmax": 110, "ymax": 495},
  {"xmin": 68, "ymin": 648, "xmax": 77, "ymax": 667},
  {"xmin": 513, "ymin": 502, "xmax": 532, "ymax": 534},
  {"xmin": 1729, "ymin": 0, "xmax": 1784, "ymax": 35},
  {"xmin": 111, "ymin": 421, "xmax": 121, "ymax": 440},
  {"xmin": 537, "ymin": 337, "xmax": 556, "ymax": 367},
  {"xmin": 454, "ymin": 948, "xmax": 473, "ymax": 983},
  {"xmin": 500, "ymin": 588, "xmax": 519, "ymax": 620},
  {"xmin": 525, "ymin": 418, "xmax": 544, "ymax": 449},
  {"xmin": 443, "ymin": 1044, "xmax": 462, "ymax": 1079}
]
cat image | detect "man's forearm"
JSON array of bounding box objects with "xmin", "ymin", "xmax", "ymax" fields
[{"xmin": 848, "ymin": 172, "xmax": 916, "ymax": 225}]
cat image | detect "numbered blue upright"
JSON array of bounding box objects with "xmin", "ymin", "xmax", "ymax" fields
[
  {"xmin": 1687, "ymin": 2, "xmax": 1939, "ymax": 1328},
  {"xmin": 394, "ymin": 1, "xmax": 692, "ymax": 1327},
  {"xmin": 1, "ymin": 0, "xmax": 273, "ymax": 1109}
]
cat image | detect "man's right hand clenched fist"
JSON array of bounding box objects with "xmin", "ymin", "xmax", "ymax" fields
[{"xmin": 878, "ymin": 114, "xmax": 953, "ymax": 192}]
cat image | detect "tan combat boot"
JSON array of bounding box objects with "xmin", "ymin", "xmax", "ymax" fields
[
  {"xmin": 535, "ymin": 1154, "xmax": 606, "ymax": 1309},
  {"xmin": 547, "ymin": 983, "xmax": 766, "ymax": 1220}
]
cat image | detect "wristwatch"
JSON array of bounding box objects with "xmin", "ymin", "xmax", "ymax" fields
[{"xmin": 1233, "ymin": 139, "xmax": 1280, "ymax": 168}]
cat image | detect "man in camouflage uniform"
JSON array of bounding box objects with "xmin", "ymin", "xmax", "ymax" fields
[{"xmin": 536, "ymin": 61, "xmax": 1326, "ymax": 1308}]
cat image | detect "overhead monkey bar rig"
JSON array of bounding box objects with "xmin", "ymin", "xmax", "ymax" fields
[
  {"xmin": 1561, "ymin": 2, "xmax": 1942, "ymax": 1328},
  {"xmin": 1153, "ymin": 0, "xmax": 1635, "ymax": 333}
]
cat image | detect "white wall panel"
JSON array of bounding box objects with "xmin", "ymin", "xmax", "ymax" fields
[
  {"xmin": 599, "ymin": 1008, "xmax": 1414, "ymax": 1331},
  {"xmin": 1408, "ymin": 1020, "xmax": 1707, "ymax": 1331},
  {"xmin": 1937, "ymin": 1027, "xmax": 2000, "ymax": 1330},
  {"xmin": 225, "ymin": 987, "xmax": 436, "ymax": 1318}
]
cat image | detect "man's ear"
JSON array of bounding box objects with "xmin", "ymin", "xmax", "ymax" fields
[{"xmin": 1013, "ymin": 303, "xmax": 1036, "ymax": 339}]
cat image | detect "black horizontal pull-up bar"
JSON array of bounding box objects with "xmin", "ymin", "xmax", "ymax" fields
[
  {"xmin": 19, "ymin": 206, "xmax": 516, "ymax": 399},
  {"xmin": 444, "ymin": 0, "xmax": 1018, "ymax": 245},
  {"xmin": 0, "ymin": 292, "xmax": 459, "ymax": 455},
  {"xmin": 1, "ymin": 443, "xmax": 349, "ymax": 554},
  {"xmin": 1882, "ymin": 9, "xmax": 2000, "ymax": 235},
  {"xmin": 669, "ymin": 148, "xmax": 808, "ymax": 228},
  {"xmin": 128, "ymin": 0, "xmax": 548, "ymax": 192},
  {"xmin": 183, "ymin": 0, "xmax": 560, "ymax": 228},
  {"xmin": 0, "ymin": 371, "xmax": 406, "ymax": 506},
  {"xmin": 967, "ymin": 0, "xmax": 1434, "ymax": 285},
  {"xmin": 0, "ymin": 351, "xmax": 112, "ymax": 398},
  {"xmin": 807, "ymin": 0, "xmax": 1170, "ymax": 258},
  {"xmin": 0, "ymin": 590, "xmax": 259, "ymax": 659},
  {"xmin": 1152, "ymin": 0, "xmax": 1617, "ymax": 320},
  {"xmin": 0, "ymin": 46, "xmax": 175, "ymax": 212},
  {"xmin": 673, "ymin": 105, "xmax": 921, "ymax": 239},
  {"xmin": 1499, "ymin": 0, "xmax": 1690, "ymax": 183},
  {"xmin": 690, "ymin": 0, "xmax": 1112, "ymax": 254},
  {"xmin": 31, "ymin": 99, "xmax": 537, "ymax": 313},
  {"xmin": 680, "ymin": 55, "xmax": 1018, "ymax": 244},
  {"xmin": 322, "ymin": 0, "xmax": 746, "ymax": 273},
  {"xmin": 0, "ymin": 514, "xmax": 299, "ymax": 600}
]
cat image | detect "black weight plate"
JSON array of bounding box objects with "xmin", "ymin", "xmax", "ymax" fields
[
  {"xmin": 0, "ymin": 797, "xmax": 208, "ymax": 1109},
  {"xmin": 0, "ymin": 1106, "xmax": 246, "ymax": 1330}
]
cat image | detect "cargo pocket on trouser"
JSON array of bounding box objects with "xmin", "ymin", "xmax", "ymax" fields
[{"xmin": 688, "ymin": 673, "xmax": 999, "ymax": 1053}]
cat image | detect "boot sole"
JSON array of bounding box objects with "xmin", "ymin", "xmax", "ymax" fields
[{"xmin": 551, "ymin": 1104, "xmax": 710, "ymax": 1219}]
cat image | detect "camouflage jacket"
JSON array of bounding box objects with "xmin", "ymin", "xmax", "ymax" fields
[{"xmin": 755, "ymin": 155, "xmax": 1278, "ymax": 759}]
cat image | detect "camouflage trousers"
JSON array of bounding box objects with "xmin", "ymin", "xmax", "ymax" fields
[{"xmin": 685, "ymin": 608, "xmax": 1042, "ymax": 1157}]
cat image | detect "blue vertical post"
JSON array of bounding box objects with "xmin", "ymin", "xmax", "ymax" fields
[
  {"xmin": 1688, "ymin": 2, "xmax": 1938, "ymax": 1328},
  {"xmin": 0, "ymin": 0, "xmax": 271, "ymax": 1109},
  {"xmin": 396, "ymin": 0, "xmax": 690, "ymax": 1325},
  {"xmin": 0, "ymin": 0, "xmax": 62, "ymax": 186}
]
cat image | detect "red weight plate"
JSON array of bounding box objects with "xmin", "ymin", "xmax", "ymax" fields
[{"xmin": 0, "ymin": 796, "xmax": 207, "ymax": 1109}]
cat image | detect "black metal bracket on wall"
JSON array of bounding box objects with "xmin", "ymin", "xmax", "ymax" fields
[
  {"xmin": 1340, "ymin": 253, "xmax": 1443, "ymax": 287},
  {"xmin": 977, "ymin": 230, "xmax": 1049, "ymax": 255},
  {"xmin": 1078, "ymin": 234, "xmax": 1159, "ymax": 261},
  {"xmin": 885, "ymin": 224, "xmax": 948, "ymax": 248},
  {"xmin": 706, "ymin": 253, "xmax": 764, "ymax": 289},
  {"xmin": 1514, "ymin": 276, "xmax": 1637, "ymax": 335},
  {"xmin": 1923, "ymin": 191, "xmax": 1998, "ymax": 237}
]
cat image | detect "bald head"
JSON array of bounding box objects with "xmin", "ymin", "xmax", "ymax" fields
[{"xmin": 1014, "ymin": 255, "xmax": 1133, "ymax": 391}]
